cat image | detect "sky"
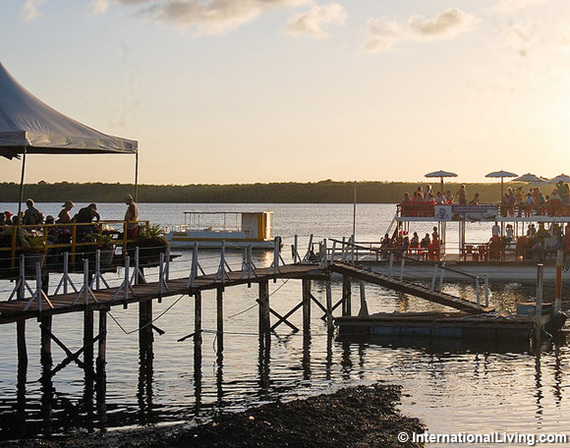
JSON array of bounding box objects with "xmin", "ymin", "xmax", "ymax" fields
[{"xmin": 1, "ymin": 0, "xmax": 570, "ymax": 186}]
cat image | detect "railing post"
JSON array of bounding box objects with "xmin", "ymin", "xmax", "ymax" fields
[
  {"xmin": 430, "ymin": 265, "xmax": 438, "ymax": 293},
  {"xmin": 536, "ymin": 263, "xmax": 544, "ymax": 337},
  {"xmin": 438, "ymin": 262, "xmax": 445, "ymax": 292},
  {"xmin": 399, "ymin": 256, "xmax": 405, "ymax": 281},
  {"xmin": 484, "ymin": 274, "xmax": 489, "ymax": 308},
  {"xmin": 294, "ymin": 235, "xmax": 299, "ymax": 263},
  {"xmin": 388, "ymin": 253, "xmax": 394, "ymax": 278},
  {"xmin": 475, "ymin": 276, "xmax": 481, "ymax": 308}
]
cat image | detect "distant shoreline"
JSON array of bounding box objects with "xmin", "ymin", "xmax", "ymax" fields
[{"xmin": 0, "ymin": 180, "xmax": 509, "ymax": 204}]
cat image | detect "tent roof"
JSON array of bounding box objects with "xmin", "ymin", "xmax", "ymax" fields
[{"xmin": 0, "ymin": 62, "xmax": 138, "ymax": 160}]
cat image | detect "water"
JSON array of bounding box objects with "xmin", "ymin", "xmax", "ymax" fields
[{"xmin": 0, "ymin": 202, "xmax": 568, "ymax": 446}]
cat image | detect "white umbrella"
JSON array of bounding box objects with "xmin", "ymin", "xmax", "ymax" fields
[
  {"xmin": 485, "ymin": 170, "xmax": 518, "ymax": 200},
  {"xmin": 513, "ymin": 173, "xmax": 545, "ymax": 183},
  {"xmin": 425, "ymin": 170, "xmax": 458, "ymax": 193}
]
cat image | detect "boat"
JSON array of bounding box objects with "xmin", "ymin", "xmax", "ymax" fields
[
  {"xmin": 166, "ymin": 211, "xmax": 277, "ymax": 250},
  {"xmin": 347, "ymin": 199, "xmax": 570, "ymax": 282}
]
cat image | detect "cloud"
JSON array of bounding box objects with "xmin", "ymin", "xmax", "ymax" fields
[
  {"xmin": 488, "ymin": 0, "xmax": 547, "ymax": 14},
  {"xmin": 88, "ymin": 0, "xmax": 310, "ymax": 35},
  {"xmin": 284, "ymin": 3, "xmax": 346, "ymax": 39},
  {"xmin": 361, "ymin": 8, "xmax": 479, "ymax": 53},
  {"xmin": 21, "ymin": 0, "xmax": 47, "ymax": 21}
]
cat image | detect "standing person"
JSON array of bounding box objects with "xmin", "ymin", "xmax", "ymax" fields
[
  {"xmin": 23, "ymin": 198, "xmax": 43, "ymax": 225},
  {"xmin": 57, "ymin": 200, "xmax": 74, "ymax": 223},
  {"xmin": 74, "ymin": 203, "xmax": 100, "ymax": 242},
  {"xmin": 456, "ymin": 185, "xmax": 467, "ymax": 206},
  {"xmin": 124, "ymin": 194, "xmax": 139, "ymax": 239}
]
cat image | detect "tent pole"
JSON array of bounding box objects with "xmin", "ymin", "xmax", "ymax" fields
[
  {"xmin": 134, "ymin": 149, "xmax": 139, "ymax": 202},
  {"xmin": 18, "ymin": 147, "xmax": 27, "ymax": 216}
]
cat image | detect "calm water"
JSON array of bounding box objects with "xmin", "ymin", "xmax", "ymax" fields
[{"xmin": 0, "ymin": 202, "xmax": 568, "ymax": 446}]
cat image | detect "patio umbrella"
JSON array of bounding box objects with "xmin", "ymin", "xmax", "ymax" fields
[
  {"xmin": 485, "ymin": 170, "xmax": 518, "ymax": 200},
  {"xmin": 513, "ymin": 173, "xmax": 545, "ymax": 183},
  {"xmin": 425, "ymin": 170, "xmax": 458, "ymax": 193},
  {"xmin": 550, "ymin": 173, "xmax": 570, "ymax": 183}
]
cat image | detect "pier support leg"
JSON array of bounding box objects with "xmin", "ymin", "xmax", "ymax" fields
[
  {"xmin": 138, "ymin": 299, "xmax": 154, "ymax": 423},
  {"xmin": 16, "ymin": 319, "xmax": 27, "ymax": 436},
  {"xmin": 326, "ymin": 280, "xmax": 333, "ymax": 333},
  {"xmin": 358, "ymin": 281, "xmax": 369, "ymax": 316},
  {"xmin": 83, "ymin": 309, "xmax": 95, "ymax": 430},
  {"xmin": 96, "ymin": 309, "xmax": 107, "ymax": 429},
  {"xmin": 216, "ymin": 287, "xmax": 224, "ymax": 355},
  {"xmin": 39, "ymin": 315, "xmax": 53, "ymax": 435},
  {"xmin": 259, "ymin": 281, "xmax": 270, "ymax": 336},
  {"xmin": 302, "ymin": 279, "xmax": 311, "ymax": 334},
  {"xmin": 194, "ymin": 291, "xmax": 203, "ymax": 414},
  {"xmin": 342, "ymin": 276, "xmax": 352, "ymax": 317}
]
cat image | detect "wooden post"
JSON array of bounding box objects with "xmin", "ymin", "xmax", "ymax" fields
[
  {"xmin": 536, "ymin": 263, "xmax": 544, "ymax": 339},
  {"xmin": 193, "ymin": 291, "xmax": 203, "ymax": 413},
  {"xmin": 555, "ymin": 250, "xmax": 563, "ymax": 312},
  {"xmin": 302, "ymin": 279, "xmax": 311, "ymax": 334},
  {"xmin": 259, "ymin": 281, "xmax": 270, "ymax": 336},
  {"xmin": 96, "ymin": 309, "xmax": 108, "ymax": 428},
  {"xmin": 342, "ymin": 275, "xmax": 352, "ymax": 316},
  {"xmin": 39, "ymin": 315, "xmax": 53, "ymax": 434},
  {"xmin": 325, "ymin": 280, "xmax": 333, "ymax": 333},
  {"xmin": 83, "ymin": 309, "xmax": 95, "ymax": 427},
  {"xmin": 358, "ymin": 281, "xmax": 369, "ymax": 316},
  {"xmin": 216, "ymin": 287, "xmax": 224, "ymax": 355},
  {"xmin": 16, "ymin": 319, "xmax": 27, "ymax": 436}
]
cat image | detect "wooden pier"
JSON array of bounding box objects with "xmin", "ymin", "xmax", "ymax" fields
[{"xmin": 0, "ymin": 242, "xmax": 498, "ymax": 438}]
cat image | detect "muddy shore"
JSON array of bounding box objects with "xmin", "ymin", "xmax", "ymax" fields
[{"xmin": 3, "ymin": 383, "xmax": 424, "ymax": 448}]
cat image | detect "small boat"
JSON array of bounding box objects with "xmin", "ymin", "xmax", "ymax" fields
[{"xmin": 166, "ymin": 211, "xmax": 277, "ymax": 250}]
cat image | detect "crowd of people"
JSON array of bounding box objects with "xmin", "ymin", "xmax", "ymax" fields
[
  {"xmin": 379, "ymin": 226, "xmax": 441, "ymax": 260},
  {"xmin": 400, "ymin": 181, "xmax": 570, "ymax": 218},
  {"xmin": 500, "ymin": 181, "xmax": 570, "ymax": 217},
  {"xmin": 0, "ymin": 195, "xmax": 139, "ymax": 250}
]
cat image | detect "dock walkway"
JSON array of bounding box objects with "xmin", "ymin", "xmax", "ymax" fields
[
  {"xmin": 0, "ymin": 264, "xmax": 324, "ymax": 324},
  {"xmin": 329, "ymin": 261, "xmax": 493, "ymax": 313}
]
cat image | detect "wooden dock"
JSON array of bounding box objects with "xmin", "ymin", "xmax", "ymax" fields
[
  {"xmin": 329, "ymin": 261, "xmax": 494, "ymax": 313},
  {"xmin": 0, "ymin": 264, "xmax": 325, "ymax": 324}
]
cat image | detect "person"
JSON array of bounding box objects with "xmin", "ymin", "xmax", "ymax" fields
[
  {"xmin": 505, "ymin": 224, "xmax": 514, "ymax": 244},
  {"xmin": 57, "ymin": 200, "xmax": 74, "ymax": 224},
  {"xmin": 74, "ymin": 203, "xmax": 101, "ymax": 242},
  {"xmin": 124, "ymin": 194, "xmax": 139, "ymax": 238},
  {"xmin": 410, "ymin": 231, "xmax": 420, "ymax": 248},
  {"xmin": 420, "ymin": 233, "xmax": 431, "ymax": 249},
  {"xmin": 492, "ymin": 222, "xmax": 500, "ymax": 238},
  {"xmin": 456, "ymin": 185, "xmax": 467, "ymax": 206},
  {"xmin": 0, "ymin": 213, "xmax": 6, "ymax": 226},
  {"xmin": 445, "ymin": 190, "xmax": 454, "ymax": 204},
  {"xmin": 431, "ymin": 226, "xmax": 439, "ymax": 245},
  {"xmin": 3, "ymin": 211, "xmax": 13, "ymax": 225},
  {"xmin": 23, "ymin": 198, "xmax": 43, "ymax": 225},
  {"xmin": 468, "ymin": 193, "xmax": 480, "ymax": 205},
  {"xmin": 557, "ymin": 181, "xmax": 570, "ymax": 205}
]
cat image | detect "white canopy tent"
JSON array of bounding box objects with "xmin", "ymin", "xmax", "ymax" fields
[{"xmin": 0, "ymin": 62, "xmax": 139, "ymax": 211}]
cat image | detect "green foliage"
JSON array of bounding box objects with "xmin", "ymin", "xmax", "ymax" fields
[
  {"xmin": 0, "ymin": 180, "xmax": 519, "ymax": 204},
  {"xmin": 26, "ymin": 235, "xmax": 47, "ymax": 253},
  {"xmin": 138, "ymin": 224, "xmax": 167, "ymax": 247}
]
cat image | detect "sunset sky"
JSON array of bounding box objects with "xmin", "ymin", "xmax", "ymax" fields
[{"xmin": 2, "ymin": 0, "xmax": 570, "ymax": 185}]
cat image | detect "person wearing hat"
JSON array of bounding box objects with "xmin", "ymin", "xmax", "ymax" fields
[
  {"xmin": 124, "ymin": 194, "xmax": 139, "ymax": 239},
  {"xmin": 57, "ymin": 200, "xmax": 75, "ymax": 224}
]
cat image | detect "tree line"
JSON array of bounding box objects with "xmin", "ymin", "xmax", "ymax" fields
[{"xmin": 0, "ymin": 180, "xmax": 512, "ymax": 204}]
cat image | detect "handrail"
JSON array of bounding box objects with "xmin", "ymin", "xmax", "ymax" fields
[{"xmin": 0, "ymin": 220, "xmax": 150, "ymax": 268}]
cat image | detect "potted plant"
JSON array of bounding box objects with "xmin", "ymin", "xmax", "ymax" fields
[
  {"xmin": 135, "ymin": 224, "xmax": 169, "ymax": 263},
  {"xmin": 97, "ymin": 233, "xmax": 116, "ymax": 266},
  {"xmin": 24, "ymin": 235, "xmax": 47, "ymax": 271}
]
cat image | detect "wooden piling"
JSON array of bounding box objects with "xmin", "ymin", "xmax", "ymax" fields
[
  {"xmin": 96, "ymin": 309, "xmax": 107, "ymax": 427},
  {"xmin": 342, "ymin": 275, "xmax": 352, "ymax": 316},
  {"xmin": 193, "ymin": 291, "xmax": 203, "ymax": 413},
  {"xmin": 216, "ymin": 287, "xmax": 224, "ymax": 354},
  {"xmin": 302, "ymin": 279, "xmax": 311, "ymax": 333},
  {"xmin": 259, "ymin": 281, "xmax": 270, "ymax": 335},
  {"xmin": 39, "ymin": 315, "xmax": 53, "ymax": 434},
  {"xmin": 325, "ymin": 280, "xmax": 333, "ymax": 333}
]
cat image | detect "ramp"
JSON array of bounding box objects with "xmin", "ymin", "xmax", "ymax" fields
[{"xmin": 329, "ymin": 262, "xmax": 493, "ymax": 314}]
